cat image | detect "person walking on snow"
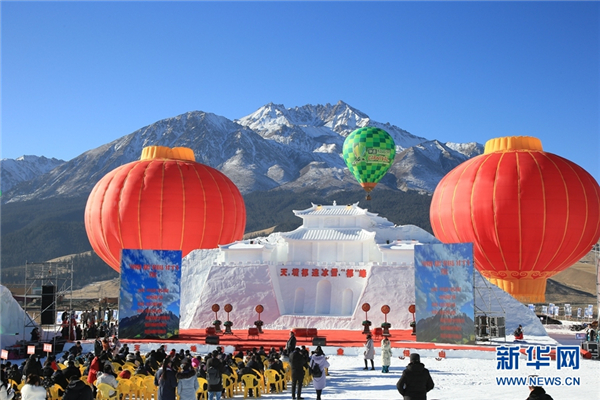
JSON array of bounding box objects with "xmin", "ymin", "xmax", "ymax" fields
[{"xmin": 363, "ymin": 334, "xmax": 375, "ymax": 370}]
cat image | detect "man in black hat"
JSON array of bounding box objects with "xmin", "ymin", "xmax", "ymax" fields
[{"xmin": 396, "ymin": 353, "xmax": 434, "ymax": 400}]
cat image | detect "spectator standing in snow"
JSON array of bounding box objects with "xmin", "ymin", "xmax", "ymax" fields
[
  {"xmin": 381, "ymin": 337, "xmax": 392, "ymax": 373},
  {"xmin": 396, "ymin": 353, "xmax": 434, "ymax": 400},
  {"xmin": 309, "ymin": 346, "xmax": 330, "ymax": 400},
  {"xmin": 363, "ymin": 334, "xmax": 375, "ymax": 370},
  {"xmin": 286, "ymin": 331, "xmax": 296, "ymax": 355}
]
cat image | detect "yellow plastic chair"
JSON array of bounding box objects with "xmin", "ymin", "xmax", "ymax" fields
[
  {"xmin": 7, "ymin": 379, "xmax": 18, "ymax": 391},
  {"xmin": 117, "ymin": 379, "xmax": 136, "ymax": 400},
  {"xmin": 58, "ymin": 363, "xmax": 68, "ymax": 370},
  {"xmin": 96, "ymin": 382, "xmax": 118, "ymax": 400},
  {"xmin": 241, "ymin": 374, "xmax": 261, "ymax": 399},
  {"xmin": 229, "ymin": 368, "xmax": 242, "ymax": 395},
  {"xmin": 282, "ymin": 361, "xmax": 291, "ymax": 383},
  {"xmin": 140, "ymin": 377, "xmax": 157, "ymax": 400},
  {"xmin": 251, "ymin": 369, "xmax": 265, "ymax": 394},
  {"xmin": 222, "ymin": 374, "xmax": 235, "ymax": 398},
  {"xmin": 303, "ymin": 366, "xmax": 311, "ymax": 386},
  {"xmin": 129, "ymin": 375, "xmax": 145, "ymax": 392},
  {"xmin": 196, "ymin": 377, "xmax": 208, "ymax": 400},
  {"xmin": 122, "ymin": 362, "xmax": 137, "ymax": 371},
  {"xmin": 112, "ymin": 362, "xmax": 123, "ymax": 373},
  {"xmin": 264, "ymin": 369, "xmax": 283, "ymax": 393},
  {"xmin": 47, "ymin": 384, "xmax": 64, "ymax": 400}
]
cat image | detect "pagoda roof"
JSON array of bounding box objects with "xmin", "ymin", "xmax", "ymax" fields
[
  {"xmin": 281, "ymin": 227, "xmax": 375, "ymax": 241},
  {"xmin": 293, "ymin": 201, "xmax": 375, "ymax": 217}
]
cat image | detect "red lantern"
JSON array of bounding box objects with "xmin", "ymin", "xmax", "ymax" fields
[
  {"xmin": 85, "ymin": 146, "xmax": 246, "ymax": 272},
  {"xmin": 431, "ymin": 136, "xmax": 600, "ymax": 302}
]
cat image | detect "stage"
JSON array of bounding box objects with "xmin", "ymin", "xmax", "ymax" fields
[{"xmin": 120, "ymin": 328, "xmax": 497, "ymax": 353}]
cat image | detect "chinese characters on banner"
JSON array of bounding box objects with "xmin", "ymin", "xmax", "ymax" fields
[
  {"xmin": 414, "ymin": 243, "xmax": 475, "ymax": 345},
  {"xmin": 118, "ymin": 249, "xmax": 182, "ymax": 339},
  {"xmin": 279, "ymin": 267, "xmax": 367, "ymax": 279},
  {"xmin": 496, "ymin": 345, "xmax": 580, "ymax": 371}
]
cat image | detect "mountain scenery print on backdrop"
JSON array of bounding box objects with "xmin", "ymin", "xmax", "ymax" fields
[
  {"xmin": 414, "ymin": 243, "xmax": 476, "ymax": 345},
  {"xmin": 118, "ymin": 249, "xmax": 182, "ymax": 339}
]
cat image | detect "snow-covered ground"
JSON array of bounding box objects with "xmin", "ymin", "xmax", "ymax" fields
[{"xmin": 4, "ymin": 323, "xmax": 598, "ymax": 400}]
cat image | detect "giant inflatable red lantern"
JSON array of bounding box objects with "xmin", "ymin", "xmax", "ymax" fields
[
  {"xmin": 85, "ymin": 146, "xmax": 246, "ymax": 272},
  {"xmin": 430, "ymin": 136, "xmax": 600, "ymax": 302}
]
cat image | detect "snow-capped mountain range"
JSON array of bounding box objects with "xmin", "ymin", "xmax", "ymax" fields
[
  {"xmin": 0, "ymin": 155, "xmax": 65, "ymax": 194},
  {"xmin": 1, "ymin": 101, "xmax": 483, "ymax": 203}
]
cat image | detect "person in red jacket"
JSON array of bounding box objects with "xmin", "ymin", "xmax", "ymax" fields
[{"xmin": 87, "ymin": 355, "xmax": 101, "ymax": 385}]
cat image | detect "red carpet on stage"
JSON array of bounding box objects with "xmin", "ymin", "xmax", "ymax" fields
[{"xmin": 121, "ymin": 328, "xmax": 495, "ymax": 352}]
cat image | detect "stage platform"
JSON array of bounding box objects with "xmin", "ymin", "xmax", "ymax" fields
[{"xmin": 120, "ymin": 328, "xmax": 497, "ymax": 353}]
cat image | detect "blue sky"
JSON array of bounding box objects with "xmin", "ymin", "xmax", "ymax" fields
[{"xmin": 1, "ymin": 2, "xmax": 598, "ymax": 180}]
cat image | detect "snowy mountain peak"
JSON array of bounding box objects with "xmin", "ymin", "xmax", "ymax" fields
[
  {"xmin": 1, "ymin": 155, "xmax": 65, "ymax": 193},
  {"xmin": 2, "ymin": 102, "xmax": 484, "ymax": 203}
]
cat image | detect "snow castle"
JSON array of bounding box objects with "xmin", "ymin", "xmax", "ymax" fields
[{"xmin": 180, "ymin": 202, "xmax": 546, "ymax": 336}]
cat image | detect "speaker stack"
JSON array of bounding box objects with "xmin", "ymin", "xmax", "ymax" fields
[
  {"xmin": 41, "ymin": 285, "xmax": 56, "ymax": 325},
  {"xmin": 205, "ymin": 336, "xmax": 220, "ymax": 345}
]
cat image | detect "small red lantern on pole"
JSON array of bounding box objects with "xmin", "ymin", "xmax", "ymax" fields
[
  {"xmin": 408, "ymin": 304, "xmax": 416, "ymax": 335},
  {"xmin": 381, "ymin": 305, "xmax": 391, "ymax": 336},
  {"xmin": 223, "ymin": 304, "xmax": 233, "ymax": 335},
  {"xmin": 255, "ymin": 305, "xmax": 264, "ymax": 334},
  {"xmin": 211, "ymin": 304, "xmax": 222, "ymax": 334},
  {"xmin": 361, "ymin": 303, "xmax": 372, "ymax": 334}
]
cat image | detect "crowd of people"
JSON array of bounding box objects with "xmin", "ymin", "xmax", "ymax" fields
[
  {"xmin": 53, "ymin": 308, "xmax": 119, "ymax": 342},
  {"xmin": 1, "ymin": 329, "xmax": 557, "ymax": 400},
  {"xmin": 1, "ymin": 332, "xmax": 333, "ymax": 400}
]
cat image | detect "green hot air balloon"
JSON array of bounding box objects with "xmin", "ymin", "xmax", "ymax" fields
[{"xmin": 343, "ymin": 127, "xmax": 396, "ymax": 200}]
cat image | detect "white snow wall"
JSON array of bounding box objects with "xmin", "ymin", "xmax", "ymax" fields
[
  {"xmin": 0, "ymin": 285, "xmax": 36, "ymax": 348},
  {"xmin": 181, "ymin": 252, "xmax": 544, "ymax": 336}
]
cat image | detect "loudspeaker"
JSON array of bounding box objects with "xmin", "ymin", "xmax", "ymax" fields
[
  {"xmin": 205, "ymin": 335, "xmax": 220, "ymax": 345},
  {"xmin": 41, "ymin": 285, "xmax": 56, "ymax": 325},
  {"xmin": 312, "ymin": 337, "xmax": 326, "ymax": 346}
]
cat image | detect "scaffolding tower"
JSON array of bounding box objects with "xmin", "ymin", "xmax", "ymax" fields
[
  {"xmin": 474, "ymin": 271, "xmax": 507, "ymax": 342},
  {"xmin": 23, "ymin": 260, "xmax": 74, "ymax": 341}
]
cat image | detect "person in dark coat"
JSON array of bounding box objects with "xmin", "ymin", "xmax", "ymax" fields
[
  {"xmin": 289, "ymin": 347, "xmax": 306, "ymax": 400},
  {"xmin": 51, "ymin": 368, "xmax": 68, "ymax": 392},
  {"xmin": 8, "ymin": 365, "xmax": 21, "ymax": 385},
  {"xmin": 62, "ymin": 361, "xmax": 81, "ymax": 382},
  {"xmin": 526, "ymin": 386, "xmax": 554, "ymax": 400},
  {"xmin": 93, "ymin": 336, "xmax": 103, "ymax": 357},
  {"xmin": 285, "ymin": 331, "xmax": 297, "ymax": 355},
  {"xmin": 23, "ymin": 355, "xmax": 42, "ymax": 379},
  {"xmin": 245, "ymin": 355, "xmax": 262, "ymax": 373},
  {"xmin": 396, "ymin": 353, "xmax": 434, "ymax": 400},
  {"xmin": 61, "ymin": 375, "xmax": 93, "ymax": 400},
  {"xmin": 154, "ymin": 358, "xmax": 177, "ymax": 400}
]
